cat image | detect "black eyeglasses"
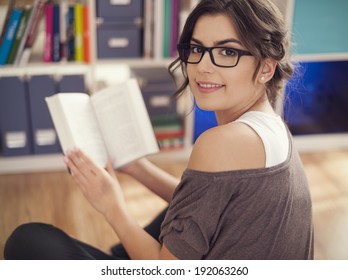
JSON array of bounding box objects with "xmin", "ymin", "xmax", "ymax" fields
[{"xmin": 177, "ymin": 43, "xmax": 253, "ymax": 68}]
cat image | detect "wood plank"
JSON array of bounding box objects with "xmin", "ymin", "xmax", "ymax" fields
[{"xmin": 1, "ymin": 151, "xmax": 348, "ymax": 260}]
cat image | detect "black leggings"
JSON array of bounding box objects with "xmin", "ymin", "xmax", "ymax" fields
[{"xmin": 4, "ymin": 208, "xmax": 167, "ymax": 260}]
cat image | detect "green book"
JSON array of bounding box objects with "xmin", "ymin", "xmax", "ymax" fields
[
  {"xmin": 6, "ymin": 7, "xmax": 31, "ymax": 64},
  {"xmin": 162, "ymin": 0, "xmax": 171, "ymax": 58}
]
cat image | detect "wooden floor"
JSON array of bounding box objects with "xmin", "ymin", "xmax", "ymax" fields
[{"xmin": 1, "ymin": 150, "xmax": 348, "ymax": 260}]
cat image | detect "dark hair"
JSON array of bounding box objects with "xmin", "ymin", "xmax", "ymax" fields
[{"xmin": 169, "ymin": 0, "xmax": 294, "ymax": 108}]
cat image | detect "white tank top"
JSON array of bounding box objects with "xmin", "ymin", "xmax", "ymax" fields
[{"xmin": 234, "ymin": 111, "xmax": 289, "ymax": 168}]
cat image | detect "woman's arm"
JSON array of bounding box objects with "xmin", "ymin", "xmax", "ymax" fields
[
  {"xmin": 120, "ymin": 158, "xmax": 180, "ymax": 203},
  {"xmin": 64, "ymin": 149, "xmax": 177, "ymax": 260}
]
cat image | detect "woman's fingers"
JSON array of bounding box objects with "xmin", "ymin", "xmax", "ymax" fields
[
  {"xmin": 105, "ymin": 160, "xmax": 117, "ymax": 179},
  {"xmin": 64, "ymin": 148, "xmax": 104, "ymax": 191},
  {"xmin": 67, "ymin": 149, "xmax": 102, "ymax": 178}
]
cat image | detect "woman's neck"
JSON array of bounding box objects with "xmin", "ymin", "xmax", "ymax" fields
[{"xmin": 215, "ymin": 94, "xmax": 275, "ymax": 125}]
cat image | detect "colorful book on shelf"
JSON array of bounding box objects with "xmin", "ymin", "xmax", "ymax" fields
[
  {"xmin": 150, "ymin": 114, "xmax": 183, "ymax": 126},
  {"xmin": 74, "ymin": 3, "xmax": 83, "ymax": 62},
  {"xmin": 52, "ymin": 3, "xmax": 60, "ymax": 62},
  {"xmin": 155, "ymin": 129, "xmax": 185, "ymax": 140},
  {"xmin": 18, "ymin": 0, "xmax": 45, "ymax": 65},
  {"xmin": 162, "ymin": 0, "xmax": 171, "ymax": 58},
  {"xmin": 0, "ymin": 0, "xmax": 16, "ymax": 47},
  {"xmin": 158, "ymin": 137, "xmax": 184, "ymax": 151},
  {"xmin": 66, "ymin": 5, "xmax": 75, "ymax": 61},
  {"xmin": 143, "ymin": 0, "xmax": 154, "ymax": 58},
  {"xmin": 151, "ymin": 114, "xmax": 185, "ymax": 149},
  {"xmin": 45, "ymin": 79, "xmax": 160, "ymax": 169},
  {"xmin": 59, "ymin": 0, "xmax": 68, "ymax": 61},
  {"xmin": 43, "ymin": 2, "xmax": 53, "ymax": 62},
  {"xmin": 82, "ymin": 3, "xmax": 90, "ymax": 63},
  {"xmin": 0, "ymin": 8, "xmax": 23, "ymax": 66},
  {"xmin": 170, "ymin": 0, "xmax": 180, "ymax": 57},
  {"xmin": 6, "ymin": 6, "xmax": 31, "ymax": 65},
  {"xmin": 153, "ymin": 0, "xmax": 164, "ymax": 59}
]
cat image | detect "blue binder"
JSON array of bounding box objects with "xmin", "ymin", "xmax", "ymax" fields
[
  {"xmin": 27, "ymin": 75, "xmax": 61, "ymax": 154},
  {"xmin": 58, "ymin": 74, "xmax": 86, "ymax": 93},
  {"xmin": 0, "ymin": 76, "xmax": 32, "ymax": 156}
]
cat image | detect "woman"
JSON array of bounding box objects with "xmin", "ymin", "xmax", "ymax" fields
[{"xmin": 4, "ymin": 0, "xmax": 313, "ymax": 260}]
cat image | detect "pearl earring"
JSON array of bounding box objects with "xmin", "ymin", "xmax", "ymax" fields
[{"xmin": 260, "ymin": 76, "xmax": 265, "ymax": 82}]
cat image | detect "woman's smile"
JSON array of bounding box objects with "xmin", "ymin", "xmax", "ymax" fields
[{"xmin": 196, "ymin": 81, "xmax": 225, "ymax": 93}]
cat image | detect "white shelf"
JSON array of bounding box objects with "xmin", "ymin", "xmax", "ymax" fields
[
  {"xmin": 0, "ymin": 154, "xmax": 66, "ymax": 175},
  {"xmin": 292, "ymin": 53, "xmax": 348, "ymax": 63},
  {"xmin": 0, "ymin": 62, "xmax": 92, "ymax": 76},
  {"xmin": 293, "ymin": 133, "xmax": 348, "ymax": 153},
  {"xmin": 2, "ymin": 133, "xmax": 348, "ymax": 175},
  {"xmin": 0, "ymin": 148, "xmax": 192, "ymax": 175}
]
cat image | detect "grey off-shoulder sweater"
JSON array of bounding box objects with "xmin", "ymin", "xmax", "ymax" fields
[{"xmin": 159, "ymin": 135, "xmax": 313, "ymax": 260}]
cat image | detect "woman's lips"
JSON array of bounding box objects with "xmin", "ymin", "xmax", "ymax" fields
[{"xmin": 196, "ymin": 82, "xmax": 224, "ymax": 92}]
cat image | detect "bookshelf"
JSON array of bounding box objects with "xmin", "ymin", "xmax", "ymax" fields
[
  {"xmin": 3, "ymin": 0, "xmax": 347, "ymax": 174},
  {"xmin": 0, "ymin": 0, "xmax": 196, "ymax": 174}
]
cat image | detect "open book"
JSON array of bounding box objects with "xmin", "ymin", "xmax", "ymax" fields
[{"xmin": 46, "ymin": 78, "xmax": 159, "ymax": 169}]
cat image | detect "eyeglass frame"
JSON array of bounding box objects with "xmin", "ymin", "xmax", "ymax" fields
[{"xmin": 177, "ymin": 43, "xmax": 253, "ymax": 68}]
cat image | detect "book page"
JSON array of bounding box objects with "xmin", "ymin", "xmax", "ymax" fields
[
  {"xmin": 46, "ymin": 93, "xmax": 109, "ymax": 168},
  {"xmin": 91, "ymin": 79, "xmax": 159, "ymax": 168}
]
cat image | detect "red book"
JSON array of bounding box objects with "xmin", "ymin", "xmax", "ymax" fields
[
  {"xmin": 155, "ymin": 130, "xmax": 185, "ymax": 139},
  {"xmin": 82, "ymin": 4, "xmax": 90, "ymax": 63},
  {"xmin": 43, "ymin": 2, "xmax": 53, "ymax": 62}
]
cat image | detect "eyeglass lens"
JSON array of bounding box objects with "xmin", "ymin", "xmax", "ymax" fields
[{"xmin": 179, "ymin": 45, "xmax": 240, "ymax": 67}]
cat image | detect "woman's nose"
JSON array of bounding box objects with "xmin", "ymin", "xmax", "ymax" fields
[{"xmin": 196, "ymin": 51, "xmax": 215, "ymax": 73}]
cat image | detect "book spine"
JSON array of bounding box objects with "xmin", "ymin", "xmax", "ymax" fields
[
  {"xmin": 24, "ymin": 0, "xmax": 45, "ymax": 48},
  {"xmin": 170, "ymin": 0, "xmax": 180, "ymax": 57},
  {"xmin": 155, "ymin": 130, "xmax": 185, "ymax": 139},
  {"xmin": 52, "ymin": 3, "xmax": 60, "ymax": 62},
  {"xmin": 13, "ymin": 0, "xmax": 39, "ymax": 65},
  {"xmin": 153, "ymin": 0, "xmax": 163, "ymax": 60},
  {"xmin": 66, "ymin": 6, "xmax": 75, "ymax": 61},
  {"xmin": 0, "ymin": 8, "xmax": 23, "ymax": 66},
  {"xmin": 59, "ymin": 0, "xmax": 68, "ymax": 61},
  {"xmin": 16, "ymin": 0, "xmax": 45, "ymax": 65},
  {"xmin": 143, "ymin": 0, "xmax": 153, "ymax": 58},
  {"xmin": 0, "ymin": 0, "xmax": 16, "ymax": 47},
  {"xmin": 82, "ymin": 4, "xmax": 90, "ymax": 63},
  {"xmin": 43, "ymin": 2, "xmax": 53, "ymax": 63},
  {"xmin": 74, "ymin": 3, "xmax": 83, "ymax": 62},
  {"xmin": 162, "ymin": 0, "xmax": 171, "ymax": 58},
  {"xmin": 158, "ymin": 137, "xmax": 184, "ymax": 151},
  {"xmin": 6, "ymin": 7, "xmax": 31, "ymax": 65}
]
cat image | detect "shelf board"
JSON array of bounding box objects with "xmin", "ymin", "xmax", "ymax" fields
[
  {"xmin": 0, "ymin": 154, "xmax": 66, "ymax": 175},
  {"xmin": 292, "ymin": 53, "xmax": 348, "ymax": 62},
  {"xmin": 0, "ymin": 149, "xmax": 192, "ymax": 175},
  {"xmin": 293, "ymin": 133, "xmax": 348, "ymax": 152},
  {"xmin": 2, "ymin": 133, "xmax": 348, "ymax": 175},
  {"xmin": 0, "ymin": 62, "xmax": 91, "ymax": 76}
]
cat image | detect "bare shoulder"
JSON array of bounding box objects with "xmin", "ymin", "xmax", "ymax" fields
[{"xmin": 188, "ymin": 122, "xmax": 266, "ymax": 172}]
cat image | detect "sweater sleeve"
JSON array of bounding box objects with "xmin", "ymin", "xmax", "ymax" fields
[{"xmin": 159, "ymin": 170, "xmax": 237, "ymax": 260}]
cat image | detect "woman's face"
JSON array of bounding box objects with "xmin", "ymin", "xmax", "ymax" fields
[{"xmin": 187, "ymin": 14, "xmax": 265, "ymax": 121}]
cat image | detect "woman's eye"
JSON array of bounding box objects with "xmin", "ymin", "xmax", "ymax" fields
[
  {"xmin": 220, "ymin": 48, "xmax": 237, "ymax": 56},
  {"xmin": 192, "ymin": 46, "xmax": 203, "ymax": 53}
]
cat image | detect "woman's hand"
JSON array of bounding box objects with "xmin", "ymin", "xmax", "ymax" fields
[{"xmin": 64, "ymin": 149, "xmax": 126, "ymax": 218}]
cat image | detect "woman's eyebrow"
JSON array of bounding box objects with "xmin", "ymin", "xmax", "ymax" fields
[{"xmin": 191, "ymin": 37, "xmax": 242, "ymax": 46}]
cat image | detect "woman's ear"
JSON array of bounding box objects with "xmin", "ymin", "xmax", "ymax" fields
[{"xmin": 258, "ymin": 59, "xmax": 277, "ymax": 83}]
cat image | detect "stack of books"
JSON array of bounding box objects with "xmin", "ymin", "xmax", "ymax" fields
[
  {"xmin": 132, "ymin": 66, "xmax": 185, "ymax": 151},
  {"xmin": 0, "ymin": 0, "xmax": 90, "ymax": 66}
]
